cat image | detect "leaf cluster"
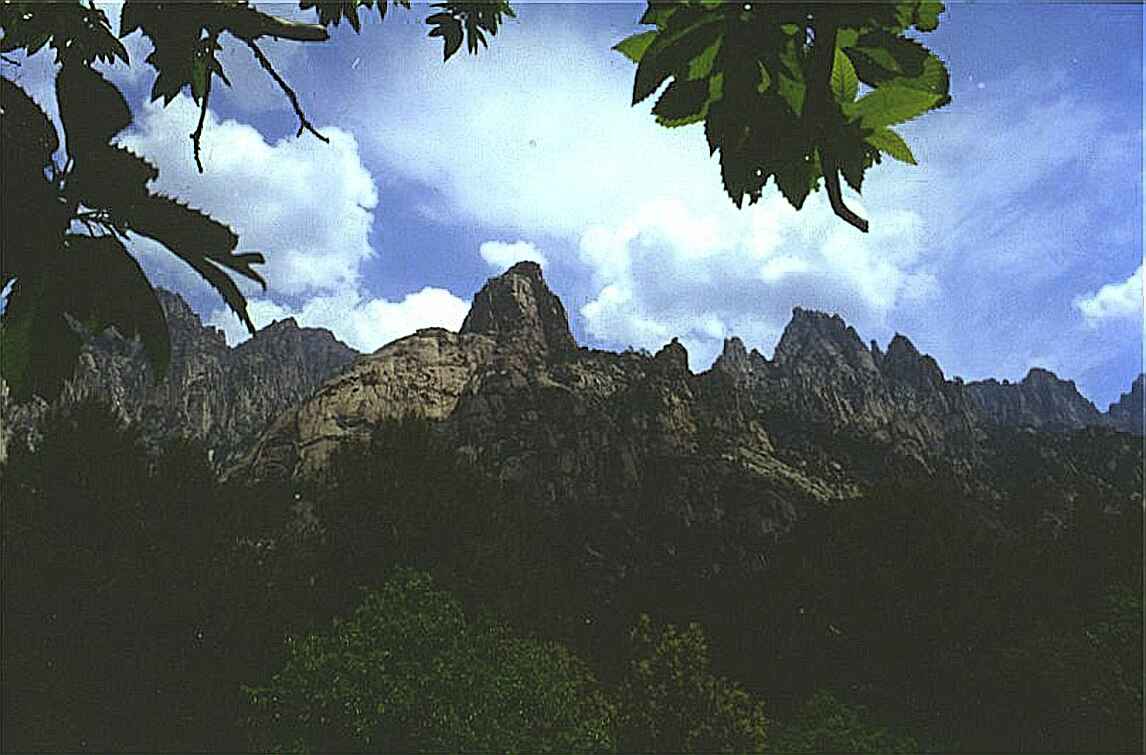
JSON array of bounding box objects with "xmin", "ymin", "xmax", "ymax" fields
[
  {"xmin": 0, "ymin": 1, "xmax": 127, "ymax": 66},
  {"xmin": 615, "ymin": 1, "xmax": 950, "ymax": 229},
  {"xmin": 616, "ymin": 613, "xmax": 768, "ymax": 752},
  {"xmin": 244, "ymin": 569, "xmax": 617, "ymax": 753},
  {"xmin": 770, "ymin": 690, "xmax": 919, "ymax": 753},
  {"xmin": 426, "ymin": 1, "xmax": 516, "ymax": 60},
  {"xmin": 0, "ymin": 68, "xmax": 263, "ymax": 401}
]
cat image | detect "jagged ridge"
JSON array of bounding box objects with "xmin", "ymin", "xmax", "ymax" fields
[
  {"xmin": 0, "ymin": 290, "xmax": 359, "ymax": 467},
  {"xmin": 232, "ymin": 264, "xmax": 1141, "ymax": 549}
]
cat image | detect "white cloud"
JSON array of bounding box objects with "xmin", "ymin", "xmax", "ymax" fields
[
  {"xmin": 118, "ymin": 95, "xmax": 377, "ymax": 297},
  {"xmin": 1074, "ymin": 265, "xmax": 1144, "ymax": 326},
  {"xmin": 115, "ymin": 93, "xmax": 472, "ymax": 353},
  {"xmin": 341, "ymin": 15, "xmax": 936, "ymax": 367},
  {"xmin": 207, "ymin": 286, "xmax": 470, "ymax": 353},
  {"xmin": 576, "ymin": 194, "xmax": 934, "ymax": 367},
  {"xmin": 480, "ymin": 240, "xmax": 548, "ymax": 270}
]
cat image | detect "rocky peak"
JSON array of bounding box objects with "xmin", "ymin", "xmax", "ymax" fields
[
  {"xmin": 653, "ymin": 337, "xmax": 690, "ymax": 374},
  {"xmin": 772, "ymin": 307, "xmax": 878, "ymax": 376},
  {"xmin": 157, "ymin": 288, "xmax": 228, "ymax": 351},
  {"xmin": 713, "ymin": 336, "xmax": 751, "ymax": 376},
  {"xmin": 1019, "ymin": 368, "xmax": 1092, "ymax": 404},
  {"xmin": 1106, "ymin": 373, "xmax": 1144, "ymax": 435},
  {"xmin": 460, "ymin": 261, "xmax": 577, "ymax": 356},
  {"xmin": 966, "ymin": 367, "xmax": 1103, "ymax": 431},
  {"xmin": 880, "ymin": 334, "xmax": 945, "ymax": 389},
  {"xmin": 263, "ymin": 317, "xmax": 299, "ymax": 332}
]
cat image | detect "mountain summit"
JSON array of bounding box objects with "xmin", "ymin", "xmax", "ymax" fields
[{"xmin": 461, "ymin": 261, "xmax": 577, "ymax": 356}]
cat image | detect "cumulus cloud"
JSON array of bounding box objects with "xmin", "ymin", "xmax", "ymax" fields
[
  {"xmin": 1074, "ymin": 265, "xmax": 1144, "ymax": 326},
  {"xmin": 480, "ymin": 240, "xmax": 548, "ymax": 270},
  {"xmin": 207, "ymin": 286, "xmax": 470, "ymax": 352},
  {"xmin": 577, "ymin": 195, "xmax": 934, "ymax": 367},
  {"xmin": 338, "ymin": 12, "xmax": 938, "ymax": 366},
  {"xmin": 118, "ymin": 95, "xmax": 377, "ymax": 297},
  {"xmin": 115, "ymin": 94, "xmax": 472, "ymax": 351}
]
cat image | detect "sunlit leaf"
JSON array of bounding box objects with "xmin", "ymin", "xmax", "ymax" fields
[
  {"xmin": 845, "ymin": 84, "xmax": 943, "ymax": 129},
  {"xmin": 830, "ymin": 46, "xmax": 859, "ymax": 104},
  {"xmin": 613, "ymin": 30, "xmax": 657, "ymax": 64},
  {"xmin": 865, "ymin": 126, "xmax": 917, "ymax": 164}
]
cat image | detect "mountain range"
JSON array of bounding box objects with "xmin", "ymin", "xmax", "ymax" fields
[
  {"xmin": 0, "ymin": 290, "xmax": 357, "ymax": 467},
  {"xmin": 2, "ymin": 263, "xmax": 1141, "ymax": 521}
]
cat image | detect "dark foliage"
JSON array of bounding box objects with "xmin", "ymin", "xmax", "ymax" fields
[{"xmin": 2, "ymin": 413, "xmax": 1139, "ymax": 752}]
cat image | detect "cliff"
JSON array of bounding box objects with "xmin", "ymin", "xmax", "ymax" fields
[{"xmin": 0, "ymin": 290, "xmax": 358, "ymax": 467}]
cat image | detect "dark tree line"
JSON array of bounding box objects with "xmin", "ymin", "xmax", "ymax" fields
[{"xmin": 2, "ymin": 402, "xmax": 1140, "ymax": 751}]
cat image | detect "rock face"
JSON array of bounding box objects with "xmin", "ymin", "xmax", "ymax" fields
[
  {"xmin": 966, "ymin": 368, "xmax": 1106, "ymax": 431},
  {"xmin": 1107, "ymin": 373, "xmax": 1144, "ymax": 435},
  {"xmin": 460, "ymin": 261, "xmax": 577, "ymax": 356},
  {"xmin": 234, "ymin": 265, "xmax": 1140, "ymax": 554},
  {"xmin": 0, "ymin": 290, "xmax": 358, "ymax": 467}
]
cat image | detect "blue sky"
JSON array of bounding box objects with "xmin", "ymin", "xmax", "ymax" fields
[{"xmin": 6, "ymin": 2, "xmax": 1143, "ymax": 408}]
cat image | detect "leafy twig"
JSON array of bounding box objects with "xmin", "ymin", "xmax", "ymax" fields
[
  {"xmin": 244, "ymin": 38, "xmax": 328, "ymax": 143},
  {"xmin": 191, "ymin": 51, "xmax": 215, "ymax": 174}
]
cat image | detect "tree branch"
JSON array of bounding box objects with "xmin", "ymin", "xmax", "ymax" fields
[
  {"xmin": 807, "ymin": 12, "xmax": 868, "ymax": 233},
  {"xmin": 820, "ymin": 160, "xmax": 868, "ymax": 232},
  {"xmin": 244, "ymin": 38, "xmax": 329, "ymax": 144},
  {"xmin": 190, "ymin": 51, "xmax": 215, "ymax": 174}
]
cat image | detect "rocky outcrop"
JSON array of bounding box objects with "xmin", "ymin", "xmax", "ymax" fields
[
  {"xmin": 1107, "ymin": 374, "xmax": 1144, "ymax": 435},
  {"xmin": 966, "ymin": 368, "xmax": 1105, "ymax": 432},
  {"xmin": 460, "ymin": 261, "xmax": 577, "ymax": 356},
  {"xmin": 234, "ymin": 264, "xmax": 1139, "ymax": 548},
  {"xmin": 0, "ymin": 290, "xmax": 358, "ymax": 467}
]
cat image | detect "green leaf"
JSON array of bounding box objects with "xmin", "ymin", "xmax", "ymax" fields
[
  {"xmin": 865, "ymin": 127, "xmax": 916, "ymax": 164},
  {"xmin": 0, "ymin": 273, "xmax": 82, "ymax": 402},
  {"xmin": 830, "ymin": 46, "xmax": 859, "ymax": 104},
  {"xmin": 774, "ymin": 157, "xmax": 815, "ymax": 210},
  {"xmin": 756, "ymin": 62, "xmax": 771, "ymax": 93},
  {"xmin": 838, "ymin": 153, "xmax": 865, "ymax": 192},
  {"xmin": 62, "ymin": 234, "xmax": 171, "ymax": 380},
  {"xmin": 893, "ymin": 50, "xmax": 950, "ymax": 96},
  {"xmin": 632, "ymin": 12, "xmax": 721, "ymax": 104},
  {"xmin": 687, "ymin": 35, "xmax": 721, "ymax": 80},
  {"xmin": 639, "ymin": 3, "xmax": 679, "ymax": 29},
  {"xmin": 56, "ymin": 63, "xmax": 132, "ymax": 156},
  {"xmin": 1, "ymin": 76, "xmax": 60, "ymax": 166},
  {"xmin": 776, "ymin": 73, "xmax": 805, "ymax": 116},
  {"xmin": 121, "ymin": 194, "xmax": 265, "ymax": 334},
  {"xmin": 845, "ymin": 31, "xmax": 943, "ymax": 88},
  {"xmin": 845, "ymin": 85, "xmax": 942, "ymax": 129},
  {"xmin": 653, "ymin": 78, "xmax": 710, "ymax": 127},
  {"xmin": 614, "ymin": 30, "xmax": 657, "ymax": 64},
  {"xmin": 910, "ymin": 1, "xmax": 944, "ymax": 32}
]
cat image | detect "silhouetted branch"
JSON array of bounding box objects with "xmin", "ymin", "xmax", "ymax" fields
[
  {"xmin": 190, "ymin": 52, "xmax": 215, "ymax": 174},
  {"xmin": 244, "ymin": 38, "xmax": 328, "ymax": 143}
]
